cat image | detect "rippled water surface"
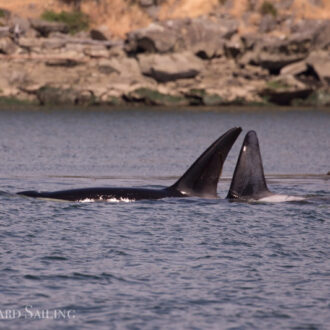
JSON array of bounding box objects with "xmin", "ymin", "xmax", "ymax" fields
[{"xmin": 0, "ymin": 108, "xmax": 329, "ymax": 329}]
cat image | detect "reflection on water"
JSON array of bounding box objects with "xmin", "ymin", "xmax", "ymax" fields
[{"xmin": 0, "ymin": 108, "xmax": 329, "ymax": 329}]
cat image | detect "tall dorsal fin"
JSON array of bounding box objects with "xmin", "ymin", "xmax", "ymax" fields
[
  {"xmin": 170, "ymin": 127, "xmax": 242, "ymax": 198},
  {"xmin": 227, "ymin": 130, "xmax": 270, "ymax": 199}
]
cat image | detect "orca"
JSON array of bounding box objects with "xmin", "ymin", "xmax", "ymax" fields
[
  {"xmin": 17, "ymin": 127, "xmax": 242, "ymax": 202},
  {"xmin": 227, "ymin": 130, "xmax": 305, "ymax": 202}
]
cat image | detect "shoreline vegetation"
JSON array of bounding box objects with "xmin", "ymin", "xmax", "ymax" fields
[{"xmin": 0, "ymin": 2, "xmax": 330, "ymax": 109}]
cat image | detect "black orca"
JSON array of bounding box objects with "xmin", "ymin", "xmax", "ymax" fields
[
  {"xmin": 17, "ymin": 127, "xmax": 242, "ymax": 202},
  {"xmin": 227, "ymin": 130, "xmax": 304, "ymax": 202}
]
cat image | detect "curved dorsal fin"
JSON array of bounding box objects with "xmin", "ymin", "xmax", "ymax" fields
[
  {"xmin": 227, "ymin": 130, "xmax": 270, "ymax": 199},
  {"xmin": 170, "ymin": 127, "xmax": 242, "ymax": 198}
]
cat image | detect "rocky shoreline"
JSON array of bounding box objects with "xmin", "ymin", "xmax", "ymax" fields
[{"xmin": 1, "ymin": 10, "xmax": 330, "ymax": 108}]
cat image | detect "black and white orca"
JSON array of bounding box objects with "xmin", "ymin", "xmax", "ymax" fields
[
  {"xmin": 227, "ymin": 130, "xmax": 305, "ymax": 202},
  {"xmin": 17, "ymin": 127, "xmax": 242, "ymax": 202}
]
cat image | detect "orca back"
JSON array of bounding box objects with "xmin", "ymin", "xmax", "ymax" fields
[
  {"xmin": 170, "ymin": 127, "xmax": 242, "ymax": 198},
  {"xmin": 17, "ymin": 127, "xmax": 242, "ymax": 202},
  {"xmin": 227, "ymin": 130, "xmax": 270, "ymax": 200}
]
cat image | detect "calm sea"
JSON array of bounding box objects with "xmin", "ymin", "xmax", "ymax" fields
[{"xmin": 0, "ymin": 108, "xmax": 329, "ymax": 329}]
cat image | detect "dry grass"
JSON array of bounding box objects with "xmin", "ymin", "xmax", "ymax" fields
[
  {"xmin": 81, "ymin": 0, "xmax": 151, "ymax": 38},
  {"xmin": 158, "ymin": 0, "xmax": 219, "ymax": 20},
  {"xmin": 1, "ymin": 0, "xmax": 330, "ymax": 38},
  {"xmin": 228, "ymin": 0, "xmax": 330, "ymax": 20},
  {"xmin": 0, "ymin": 0, "xmax": 67, "ymax": 18}
]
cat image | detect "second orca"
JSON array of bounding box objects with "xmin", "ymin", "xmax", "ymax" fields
[{"xmin": 227, "ymin": 130, "xmax": 305, "ymax": 202}]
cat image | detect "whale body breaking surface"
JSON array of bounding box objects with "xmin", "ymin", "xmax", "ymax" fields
[{"xmin": 17, "ymin": 127, "xmax": 242, "ymax": 202}]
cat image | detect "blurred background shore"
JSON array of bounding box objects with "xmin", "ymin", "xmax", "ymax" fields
[{"xmin": 0, "ymin": 0, "xmax": 330, "ymax": 108}]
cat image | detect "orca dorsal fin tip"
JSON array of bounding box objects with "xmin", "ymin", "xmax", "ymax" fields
[
  {"xmin": 171, "ymin": 127, "xmax": 242, "ymax": 198},
  {"xmin": 227, "ymin": 130, "xmax": 270, "ymax": 200}
]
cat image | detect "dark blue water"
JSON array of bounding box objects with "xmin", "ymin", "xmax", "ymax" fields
[{"xmin": 0, "ymin": 108, "xmax": 329, "ymax": 329}]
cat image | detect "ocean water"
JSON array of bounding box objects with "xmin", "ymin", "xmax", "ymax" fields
[{"xmin": 0, "ymin": 108, "xmax": 329, "ymax": 329}]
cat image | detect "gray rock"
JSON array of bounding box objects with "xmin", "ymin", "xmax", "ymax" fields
[
  {"xmin": 76, "ymin": 90, "xmax": 95, "ymax": 105},
  {"xmin": 280, "ymin": 61, "xmax": 308, "ymax": 76},
  {"xmin": 125, "ymin": 22, "xmax": 177, "ymax": 54},
  {"xmin": 17, "ymin": 37, "xmax": 44, "ymax": 51},
  {"xmin": 90, "ymin": 28, "xmax": 108, "ymax": 41},
  {"xmin": 98, "ymin": 65, "xmax": 119, "ymax": 75},
  {"xmin": 138, "ymin": 52, "xmax": 204, "ymax": 82},
  {"xmin": 261, "ymin": 88, "xmax": 314, "ymax": 105},
  {"xmin": 307, "ymin": 51, "xmax": 330, "ymax": 85},
  {"xmin": 30, "ymin": 19, "xmax": 69, "ymax": 37},
  {"xmin": 10, "ymin": 16, "xmax": 31, "ymax": 37},
  {"xmin": 188, "ymin": 17, "xmax": 236, "ymax": 58},
  {"xmin": 258, "ymin": 14, "xmax": 277, "ymax": 33},
  {"xmin": 125, "ymin": 16, "xmax": 238, "ymax": 56},
  {"xmin": 46, "ymin": 58, "xmax": 82, "ymax": 67},
  {"xmin": 243, "ymin": 33, "xmax": 312, "ymax": 73},
  {"xmin": 224, "ymin": 34, "xmax": 243, "ymax": 59},
  {"xmin": 37, "ymin": 86, "xmax": 77, "ymax": 105},
  {"xmin": 241, "ymin": 33, "xmax": 260, "ymax": 50},
  {"xmin": 290, "ymin": 19, "xmax": 330, "ymax": 50},
  {"xmin": 312, "ymin": 20, "xmax": 330, "ymax": 50},
  {"xmin": 0, "ymin": 26, "xmax": 10, "ymax": 38},
  {"xmin": 101, "ymin": 56, "xmax": 142, "ymax": 79},
  {"xmin": 260, "ymin": 76, "xmax": 314, "ymax": 105},
  {"xmin": 83, "ymin": 46, "xmax": 110, "ymax": 58},
  {"xmin": 124, "ymin": 87, "xmax": 188, "ymax": 106},
  {"xmin": 0, "ymin": 37, "xmax": 17, "ymax": 55}
]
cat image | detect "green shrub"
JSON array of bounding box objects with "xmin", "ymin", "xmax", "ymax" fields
[
  {"xmin": 267, "ymin": 80, "xmax": 289, "ymax": 90},
  {"xmin": 41, "ymin": 10, "xmax": 89, "ymax": 34},
  {"xmin": 0, "ymin": 96, "xmax": 35, "ymax": 106},
  {"xmin": 129, "ymin": 88, "xmax": 187, "ymax": 106},
  {"xmin": 0, "ymin": 9, "xmax": 5, "ymax": 18},
  {"xmin": 260, "ymin": 1, "xmax": 277, "ymax": 17}
]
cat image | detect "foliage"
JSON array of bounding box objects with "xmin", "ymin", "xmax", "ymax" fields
[
  {"xmin": 260, "ymin": 1, "xmax": 277, "ymax": 17},
  {"xmin": 130, "ymin": 88, "xmax": 186, "ymax": 106},
  {"xmin": 41, "ymin": 10, "xmax": 89, "ymax": 34},
  {"xmin": 0, "ymin": 96, "xmax": 35, "ymax": 106},
  {"xmin": 0, "ymin": 9, "xmax": 6, "ymax": 18},
  {"xmin": 267, "ymin": 80, "xmax": 289, "ymax": 90},
  {"xmin": 187, "ymin": 89, "xmax": 223, "ymax": 106}
]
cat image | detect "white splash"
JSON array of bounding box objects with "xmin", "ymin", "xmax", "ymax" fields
[
  {"xmin": 258, "ymin": 194, "xmax": 305, "ymax": 203},
  {"xmin": 79, "ymin": 197, "xmax": 135, "ymax": 203}
]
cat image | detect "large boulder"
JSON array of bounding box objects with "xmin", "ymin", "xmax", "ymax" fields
[
  {"xmin": 306, "ymin": 51, "xmax": 330, "ymax": 85},
  {"xmin": 138, "ymin": 52, "xmax": 204, "ymax": 82},
  {"xmin": 240, "ymin": 33, "xmax": 312, "ymax": 73},
  {"xmin": 125, "ymin": 16, "xmax": 238, "ymax": 57},
  {"xmin": 9, "ymin": 15, "xmax": 33, "ymax": 37},
  {"xmin": 291, "ymin": 19, "xmax": 330, "ymax": 50},
  {"xmin": 99, "ymin": 56, "xmax": 142, "ymax": 79},
  {"xmin": 125, "ymin": 22, "xmax": 177, "ymax": 54},
  {"xmin": 279, "ymin": 50, "xmax": 330, "ymax": 87}
]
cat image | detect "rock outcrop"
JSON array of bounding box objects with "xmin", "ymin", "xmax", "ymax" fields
[
  {"xmin": 138, "ymin": 52, "xmax": 204, "ymax": 82},
  {"xmin": 0, "ymin": 9, "xmax": 330, "ymax": 107}
]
